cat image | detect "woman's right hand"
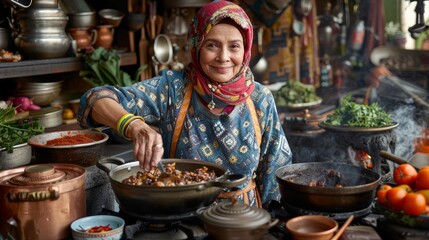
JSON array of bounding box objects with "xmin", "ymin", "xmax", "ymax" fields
[{"xmin": 126, "ymin": 119, "xmax": 164, "ymax": 171}]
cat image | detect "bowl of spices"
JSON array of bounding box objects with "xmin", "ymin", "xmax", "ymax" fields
[
  {"xmin": 28, "ymin": 130, "xmax": 109, "ymax": 167},
  {"xmin": 70, "ymin": 215, "xmax": 124, "ymax": 240}
]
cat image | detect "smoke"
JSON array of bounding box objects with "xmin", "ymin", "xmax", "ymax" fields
[{"xmin": 390, "ymin": 105, "xmax": 427, "ymax": 160}]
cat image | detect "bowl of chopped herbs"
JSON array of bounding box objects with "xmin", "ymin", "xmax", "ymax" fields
[
  {"xmin": 320, "ymin": 95, "xmax": 398, "ymax": 132},
  {"xmin": 0, "ymin": 102, "xmax": 45, "ymax": 170}
]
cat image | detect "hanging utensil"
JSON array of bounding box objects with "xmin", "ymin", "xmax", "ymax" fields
[
  {"xmin": 252, "ymin": 27, "xmax": 268, "ymax": 83},
  {"xmin": 139, "ymin": 0, "xmax": 151, "ymax": 79},
  {"xmin": 166, "ymin": 8, "xmax": 188, "ymax": 36}
]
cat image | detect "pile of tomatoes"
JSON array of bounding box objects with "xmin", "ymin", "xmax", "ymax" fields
[{"xmin": 377, "ymin": 163, "xmax": 429, "ymax": 216}]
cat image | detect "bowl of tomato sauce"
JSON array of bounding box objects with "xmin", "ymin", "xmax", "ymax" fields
[{"xmin": 70, "ymin": 215, "xmax": 124, "ymax": 240}]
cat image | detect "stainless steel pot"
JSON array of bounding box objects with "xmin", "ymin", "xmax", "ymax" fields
[
  {"xmin": 275, "ymin": 162, "xmax": 381, "ymax": 213},
  {"xmin": 97, "ymin": 158, "xmax": 247, "ymax": 216},
  {"xmin": 0, "ymin": 163, "xmax": 86, "ymax": 240},
  {"xmin": 0, "ymin": 143, "xmax": 31, "ymax": 170}
]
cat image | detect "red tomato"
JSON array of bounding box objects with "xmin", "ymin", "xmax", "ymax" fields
[
  {"xmin": 385, "ymin": 186, "xmax": 408, "ymax": 210},
  {"xmin": 402, "ymin": 192, "xmax": 427, "ymax": 216},
  {"xmin": 377, "ymin": 184, "xmax": 392, "ymax": 206},
  {"xmin": 415, "ymin": 168, "xmax": 429, "ymax": 190},
  {"xmin": 393, "ymin": 164, "xmax": 418, "ymax": 186}
]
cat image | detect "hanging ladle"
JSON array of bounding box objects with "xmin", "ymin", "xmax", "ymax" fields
[
  {"xmin": 408, "ymin": 0, "xmax": 428, "ymax": 39},
  {"xmin": 252, "ymin": 27, "xmax": 268, "ymax": 83}
]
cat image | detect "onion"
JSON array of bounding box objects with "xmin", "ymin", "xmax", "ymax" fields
[{"xmin": 7, "ymin": 97, "xmax": 40, "ymax": 111}]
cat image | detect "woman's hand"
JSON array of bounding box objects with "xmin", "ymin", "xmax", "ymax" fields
[{"xmin": 126, "ymin": 119, "xmax": 164, "ymax": 171}]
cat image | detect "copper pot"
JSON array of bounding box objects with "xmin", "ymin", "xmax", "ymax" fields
[{"xmin": 0, "ymin": 164, "xmax": 86, "ymax": 240}]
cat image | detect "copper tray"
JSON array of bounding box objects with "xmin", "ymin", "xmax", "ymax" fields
[{"xmin": 319, "ymin": 121, "xmax": 399, "ymax": 133}]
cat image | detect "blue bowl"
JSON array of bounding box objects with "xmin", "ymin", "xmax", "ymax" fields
[{"xmin": 70, "ymin": 215, "xmax": 125, "ymax": 240}]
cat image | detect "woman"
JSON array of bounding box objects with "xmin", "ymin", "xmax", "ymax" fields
[{"xmin": 77, "ymin": 0, "xmax": 292, "ymax": 208}]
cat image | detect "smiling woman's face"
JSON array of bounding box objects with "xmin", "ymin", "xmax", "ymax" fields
[{"xmin": 199, "ymin": 23, "xmax": 245, "ymax": 84}]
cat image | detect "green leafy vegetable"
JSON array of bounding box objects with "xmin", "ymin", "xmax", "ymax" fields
[
  {"xmin": 0, "ymin": 106, "xmax": 44, "ymax": 153},
  {"xmin": 273, "ymin": 81, "xmax": 319, "ymax": 105},
  {"xmin": 80, "ymin": 47, "xmax": 147, "ymax": 87},
  {"xmin": 325, "ymin": 95, "xmax": 392, "ymax": 127}
]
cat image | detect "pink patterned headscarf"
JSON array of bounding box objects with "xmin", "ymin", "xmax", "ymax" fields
[{"xmin": 187, "ymin": 0, "xmax": 255, "ymax": 108}]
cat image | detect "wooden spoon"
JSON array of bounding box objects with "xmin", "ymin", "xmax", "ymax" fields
[{"xmin": 331, "ymin": 215, "xmax": 354, "ymax": 240}]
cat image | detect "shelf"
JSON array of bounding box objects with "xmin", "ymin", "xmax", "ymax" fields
[{"xmin": 0, "ymin": 52, "xmax": 137, "ymax": 79}]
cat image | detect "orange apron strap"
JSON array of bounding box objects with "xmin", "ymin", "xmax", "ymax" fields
[
  {"xmin": 170, "ymin": 84, "xmax": 193, "ymax": 158},
  {"xmin": 246, "ymin": 98, "xmax": 262, "ymax": 147}
]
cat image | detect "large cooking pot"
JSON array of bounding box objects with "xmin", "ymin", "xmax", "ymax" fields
[
  {"xmin": 97, "ymin": 158, "xmax": 247, "ymax": 217},
  {"xmin": 275, "ymin": 162, "xmax": 381, "ymax": 213},
  {"xmin": 0, "ymin": 163, "xmax": 86, "ymax": 240}
]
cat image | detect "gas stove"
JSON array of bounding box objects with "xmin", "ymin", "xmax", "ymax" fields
[{"xmin": 98, "ymin": 199, "xmax": 380, "ymax": 240}]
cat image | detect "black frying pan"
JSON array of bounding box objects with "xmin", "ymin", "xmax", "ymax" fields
[{"xmin": 275, "ymin": 162, "xmax": 381, "ymax": 213}]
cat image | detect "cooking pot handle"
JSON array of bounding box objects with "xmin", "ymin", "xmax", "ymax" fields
[
  {"xmin": 250, "ymin": 218, "xmax": 279, "ymax": 235},
  {"xmin": 97, "ymin": 157, "xmax": 125, "ymax": 173},
  {"xmin": 202, "ymin": 173, "xmax": 247, "ymax": 188}
]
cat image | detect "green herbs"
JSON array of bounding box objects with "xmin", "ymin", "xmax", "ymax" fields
[
  {"xmin": 0, "ymin": 106, "xmax": 44, "ymax": 153},
  {"xmin": 273, "ymin": 81, "xmax": 319, "ymax": 105},
  {"xmin": 80, "ymin": 47, "xmax": 147, "ymax": 87},
  {"xmin": 325, "ymin": 95, "xmax": 392, "ymax": 128}
]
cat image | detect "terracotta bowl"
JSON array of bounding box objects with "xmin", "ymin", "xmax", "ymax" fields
[{"xmin": 286, "ymin": 215, "xmax": 338, "ymax": 240}]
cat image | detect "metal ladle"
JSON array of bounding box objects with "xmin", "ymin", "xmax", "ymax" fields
[{"xmin": 252, "ymin": 27, "xmax": 268, "ymax": 82}]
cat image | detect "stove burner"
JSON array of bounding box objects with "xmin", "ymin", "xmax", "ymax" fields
[
  {"xmin": 126, "ymin": 220, "xmax": 208, "ymax": 240},
  {"xmin": 120, "ymin": 206, "xmax": 197, "ymax": 223},
  {"xmin": 280, "ymin": 198, "xmax": 371, "ymax": 222}
]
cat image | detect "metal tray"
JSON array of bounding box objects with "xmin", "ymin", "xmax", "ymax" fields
[
  {"xmin": 319, "ymin": 121, "xmax": 399, "ymax": 133},
  {"xmin": 277, "ymin": 98, "xmax": 322, "ymax": 110},
  {"xmin": 370, "ymin": 46, "xmax": 429, "ymax": 71}
]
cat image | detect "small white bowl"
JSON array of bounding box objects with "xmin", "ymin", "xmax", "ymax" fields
[{"xmin": 70, "ymin": 215, "xmax": 125, "ymax": 240}]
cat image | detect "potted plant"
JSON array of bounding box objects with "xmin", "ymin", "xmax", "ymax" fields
[
  {"xmin": 385, "ymin": 21, "xmax": 407, "ymax": 48},
  {"xmin": 79, "ymin": 47, "xmax": 147, "ymax": 143}
]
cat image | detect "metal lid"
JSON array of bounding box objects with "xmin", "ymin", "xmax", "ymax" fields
[
  {"xmin": 0, "ymin": 163, "xmax": 85, "ymax": 186},
  {"xmin": 199, "ymin": 199, "xmax": 271, "ymax": 229}
]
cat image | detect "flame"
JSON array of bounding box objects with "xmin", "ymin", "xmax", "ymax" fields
[{"xmin": 355, "ymin": 149, "xmax": 373, "ymax": 169}]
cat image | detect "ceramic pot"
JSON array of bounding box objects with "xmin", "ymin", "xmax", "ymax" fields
[
  {"xmin": 197, "ymin": 200, "xmax": 279, "ymax": 240},
  {"xmin": 93, "ymin": 25, "xmax": 114, "ymax": 49},
  {"xmin": 67, "ymin": 27, "xmax": 96, "ymax": 50}
]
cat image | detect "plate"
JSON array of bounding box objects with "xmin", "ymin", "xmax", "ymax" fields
[
  {"xmin": 373, "ymin": 201, "xmax": 429, "ymax": 229},
  {"xmin": 278, "ymin": 98, "xmax": 322, "ymax": 110},
  {"xmin": 319, "ymin": 121, "xmax": 399, "ymax": 133}
]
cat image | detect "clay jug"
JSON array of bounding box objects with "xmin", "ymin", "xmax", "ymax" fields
[
  {"xmin": 93, "ymin": 25, "xmax": 114, "ymax": 49},
  {"xmin": 67, "ymin": 27, "xmax": 97, "ymax": 50}
]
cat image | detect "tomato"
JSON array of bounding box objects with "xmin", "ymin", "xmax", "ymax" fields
[
  {"xmin": 402, "ymin": 192, "xmax": 427, "ymax": 216},
  {"xmin": 393, "ymin": 164, "xmax": 418, "ymax": 186},
  {"xmin": 415, "ymin": 168, "xmax": 429, "ymax": 190},
  {"xmin": 396, "ymin": 184, "xmax": 413, "ymax": 193},
  {"xmin": 416, "ymin": 189, "xmax": 429, "ymax": 203},
  {"xmin": 377, "ymin": 184, "xmax": 392, "ymax": 206},
  {"xmin": 385, "ymin": 186, "xmax": 408, "ymax": 210}
]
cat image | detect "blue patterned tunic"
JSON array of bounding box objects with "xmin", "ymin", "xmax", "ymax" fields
[{"xmin": 78, "ymin": 69, "xmax": 292, "ymax": 207}]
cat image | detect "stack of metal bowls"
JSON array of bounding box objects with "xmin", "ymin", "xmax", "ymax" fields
[
  {"xmin": 10, "ymin": 77, "xmax": 63, "ymax": 106},
  {"xmin": 60, "ymin": 0, "xmax": 97, "ymax": 29},
  {"xmin": 12, "ymin": 0, "xmax": 71, "ymax": 59}
]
